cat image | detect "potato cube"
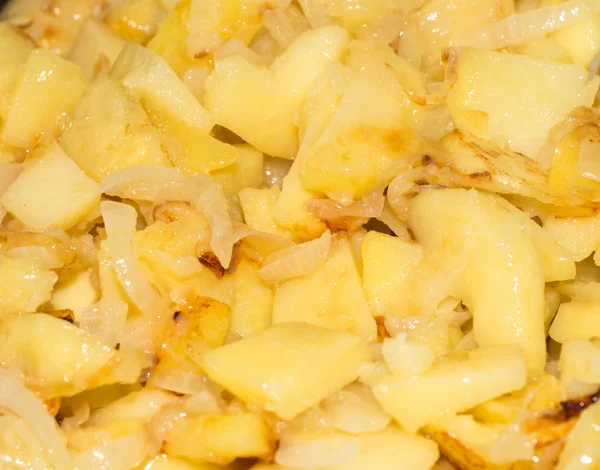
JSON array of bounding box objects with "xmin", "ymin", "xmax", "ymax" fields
[
  {"xmin": 204, "ymin": 26, "xmax": 350, "ymax": 159},
  {"xmin": 373, "ymin": 346, "xmax": 527, "ymax": 432},
  {"xmin": 60, "ymin": 75, "xmax": 171, "ymax": 182},
  {"xmin": 228, "ymin": 259, "xmax": 273, "ymax": 339},
  {"xmin": 272, "ymin": 237, "xmax": 377, "ymax": 341},
  {"xmin": 361, "ymin": 232, "xmax": 423, "ymax": 318},
  {"xmin": 111, "ymin": 43, "xmax": 213, "ymax": 133},
  {"xmin": 0, "ymin": 142, "xmax": 100, "ymax": 230},
  {"xmin": 0, "ymin": 313, "xmax": 114, "ymax": 395},
  {"xmin": 549, "ymin": 301, "xmax": 600, "ymax": 343},
  {"xmin": 0, "ymin": 256, "xmax": 57, "ymax": 317},
  {"xmin": 330, "ymin": 426, "xmax": 439, "ymax": 470},
  {"xmin": 543, "ymin": 215, "xmax": 600, "ymax": 262},
  {"xmin": 50, "ymin": 269, "xmax": 98, "ymax": 318},
  {"xmin": 446, "ymin": 48, "xmax": 599, "ymax": 158},
  {"xmin": 552, "ymin": 16, "xmax": 600, "ymax": 68},
  {"xmin": 1, "ymin": 49, "xmax": 88, "ymax": 148},
  {"xmin": 0, "ymin": 24, "xmax": 34, "ymax": 120},
  {"xmin": 212, "ymin": 144, "xmax": 264, "ymax": 198},
  {"xmin": 165, "ymin": 413, "xmax": 273, "ymax": 465},
  {"xmin": 556, "ymin": 401, "xmax": 600, "ymax": 470},
  {"xmin": 559, "ymin": 339, "xmax": 600, "ymax": 387},
  {"xmin": 239, "ymin": 185, "xmax": 294, "ymax": 238},
  {"xmin": 200, "ymin": 322, "xmax": 372, "ymax": 420}
]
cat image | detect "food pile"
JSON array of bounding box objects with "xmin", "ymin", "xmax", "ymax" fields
[{"xmin": 2, "ymin": 0, "xmax": 600, "ymax": 468}]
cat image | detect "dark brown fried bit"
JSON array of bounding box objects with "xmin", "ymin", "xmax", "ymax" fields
[{"xmin": 199, "ymin": 252, "xmax": 226, "ymax": 279}]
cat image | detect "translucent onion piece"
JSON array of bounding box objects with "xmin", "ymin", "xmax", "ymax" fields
[
  {"xmin": 231, "ymin": 221, "xmax": 293, "ymax": 253},
  {"xmin": 577, "ymin": 140, "xmax": 600, "ymax": 182},
  {"xmin": 186, "ymin": 0, "xmax": 221, "ymax": 56},
  {"xmin": 0, "ymin": 373, "xmax": 71, "ymax": 470},
  {"xmin": 101, "ymin": 201, "xmax": 167, "ymax": 320},
  {"xmin": 214, "ymin": 39, "xmax": 269, "ymax": 66},
  {"xmin": 79, "ymin": 300, "xmax": 128, "ymax": 347},
  {"xmin": 307, "ymin": 190, "xmax": 385, "ymax": 220},
  {"xmin": 376, "ymin": 203, "xmax": 412, "ymax": 241},
  {"xmin": 101, "ymin": 166, "xmax": 235, "ymax": 269},
  {"xmin": 258, "ymin": 229, "xmax": 332, "ymax": 284},
  {"xmin": 453, "ymin": 0, "xmax": 600, "ymax": 50}
]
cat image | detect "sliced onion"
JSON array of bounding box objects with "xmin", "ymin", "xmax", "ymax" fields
[
  {"xmin": 78, "ymin": 300, "xmax": 128, "ymax": 347},
  {"xmin": 262, "ymin": 4, "xmax": 310, "ymax": 49},
  {"xmin": 153, "ymin": 252, "xmax": 202, "ymax": 278},
  {"xmin": 0, "ymin": 373, "xmax": 71, "ymax": 470},
  {"xmin": 101, "ymin": 201, "xmax": 168, "ymax": 321},
  {"xmin": 453, "ymin": 0, "xmax": 600, "ymax": 50},
  {"xmin": 258, "ymin": 229, "xmax": 331, "ymax": 284},
  {"xmin": 101, "ymin": 166, "xmax": 235, "ymax": 269},
  {"xmin": 186, "ymin": 0, "xmax": 221, "ymax": 57},
  {"xmin": 231, "ymin": 221, "xmax": 293, "ymax": 254},
  {"xmin": 577, "ymin": 140, "xmax": 600, "ymax": 182},
  {"xmin": 307, "ymin": 190, "xmax": 385, "ymax": 220},
  {"xmin": 214, "ymin": 38, "xmax": 270, "ymax": 66},
  {"xmin": 0, "ymin": 163, "xmax": 21, "ymax": 196}
]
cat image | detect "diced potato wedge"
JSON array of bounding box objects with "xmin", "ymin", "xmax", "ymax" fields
[
  {"xmin": 361, "ymin": 232, "xmax": 423, "ymax": 318},
  {"xmin": 144, "ymin": 455, "xmax": 226, "ymax": 470},
  {"xmin": 272, "ymin": 236, "xmax": 377, "ymax": 341},
  {"xmin": 1, "ymin": 49, "xmax": 88, "ymax": 149},
  {"xmin": 200, "ymin": 322, "xmax": 372, "ymax": 420},
  {"xmin": 556, "ymin": 401, "xmax": 600, "ymax": 470},
  {"xmin": 409, "ymin": 189, "xmax": 547, "ymax": 370},
  {"xmin": 212, "ymin": 144, "xmax": 264, "ymax": 198},
  {"xmin": 204, "ymin": 26, "xmax": 350, "ymax": 159},
  {"xmin": 111, "ymin": 43, "xmax": 213, "ymax": 133},
  {"xmin": 552, "ymin": 16, "xmax": 600, "ymax": 68},
  {"xmin": 446, "ymin": 48, "xmax": 599, "ymax": 158},
  {"xmin": 329, "ymin": 425, "xmax": 439, "ymax": 470},
  {"xmin": 68, "ymin": 18, "xmax": 126, "ymax": 79},
  {"xmin": 50, "ymin": 269, "xmax": 98, "ymax": 318},
  {"xmin": 543, "ymin": 215, "xmax": 600, "ymax": 262},
  {"xmin": 381, "ymin": 335, "xmax": 435, "ymax": 378},
  {"xmin": 0, "ymin": 313, "xmax": 115, "ymax": 396},
  {"xmin": 373, "ymin": 346, "xmax": 527, "ymax": 432},
  {"xmin": 559, "ymin": 339, "xmax": 600, "ymax": 388},
  {"xmin": 60, "ymin": 75, "xmax": 171, "ymax": 182},
  {"xmin": 228, "ymin": 259, "xmax": 273, "ymax": 339},
  {"xmin": 165, "ymin": 413, "xmax": 273, "ymax": 465},
  {"xmin": 0, "ymin": 255, "xmax": 57, "ymax": 317},
  {"xmin": 105, "ymin": 0, "xmax": 163, "ymax": 44},
  {"xmin": 549, "ymin": 301, "xmax": 600, "ymax": 343},
  {"xmin": 239, "ymin": 186, "xmax": 293, "ymax": 238},
  {"xmin": 0, "ymin": 24, "xmax": 34, "ymax": 120},
  {"xmin": 0, "ymin": 142, "xmax": 100, "ymax": 230},
  {"xmin": 87, "ymin": 388, "xmax": 178, "ymax": 426},
  {"xmin": 150, "ymin": 109, "xmax": 237, "ymax": 175}
]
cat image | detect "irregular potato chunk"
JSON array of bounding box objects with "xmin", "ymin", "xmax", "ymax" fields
[
  {"xmin": 0, "ymin": 24, "xmax": 34, "ymax": 121},
  {"xmin": 543, "ymin": 215, "xmax": 600, "ymax": 262},
  {"xmin": 228, "ymin": 259, "xmax": 273, "ymax": 339},
  {"xmin": 1, "ymin": 142, "xmax": 100, "ymax": 230},
  {"xmin": 1, "ymin": 49, "xmax": 88, "ymax": 149},
  {"xmin": 111, "ymin": 43, "xmax": 213, "ymax": 133},
  {"xmin": 239, "ymin": 186, "xmax": 294, "ymax": 238},
  {"xmin": 272, "ymin": 236, "xmax": 377, "ymax": 341},
  {"xmin": 552, "ymin": 15, "xmax": 600, "ymax": 68},
  {"xmin": 200, "ymin": 322, "xmax": 372, "ymax": 420},
  {"xmin": 549, "ymin": 301, "xmax": 600, "ymax": 343},
  {"xmin": 409, "ymin": 189, "xmax": 547, "ymax": 370},
  {"xmin": 556, "ymin": 401, "xmax": 600, "ymax": 470},
  {"xmin": 213, "ymin": 144, "xmax": 263, "ymax": 198},
  {"xmin": 559, "ymin": 339, "xmax": 600, "ymax": 388},
  {"xmin": 0, "ymin": 256, "xmax": 57, "ymax": 317},
  {"xmin": 373, "ymin": 346, "xmax": 527, "ymax": 432},
  {"xmin": 60, "ymin": 75, "xmax": 171, "ymax": 182},
  {"xmin": 446, "ymin": 48, "xmax": 599, "ymax": 158},
  {"xmin": 165, "ymin": 413, "xmax": 273, "ymax": 465},
  {"xmin": 50, "ymin": 269, "xmax": 98, "ymax": 318},
  {"xmin": 0, "ymin": 314, "xmax": 114, "ymax": 396},
  {"xmin": 204, "ymin": 26, "xmax": 350, "ymax": 159},
  {"xmin": 361, "ymin": 232, "xmax": 423, "ymax": 318}
]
